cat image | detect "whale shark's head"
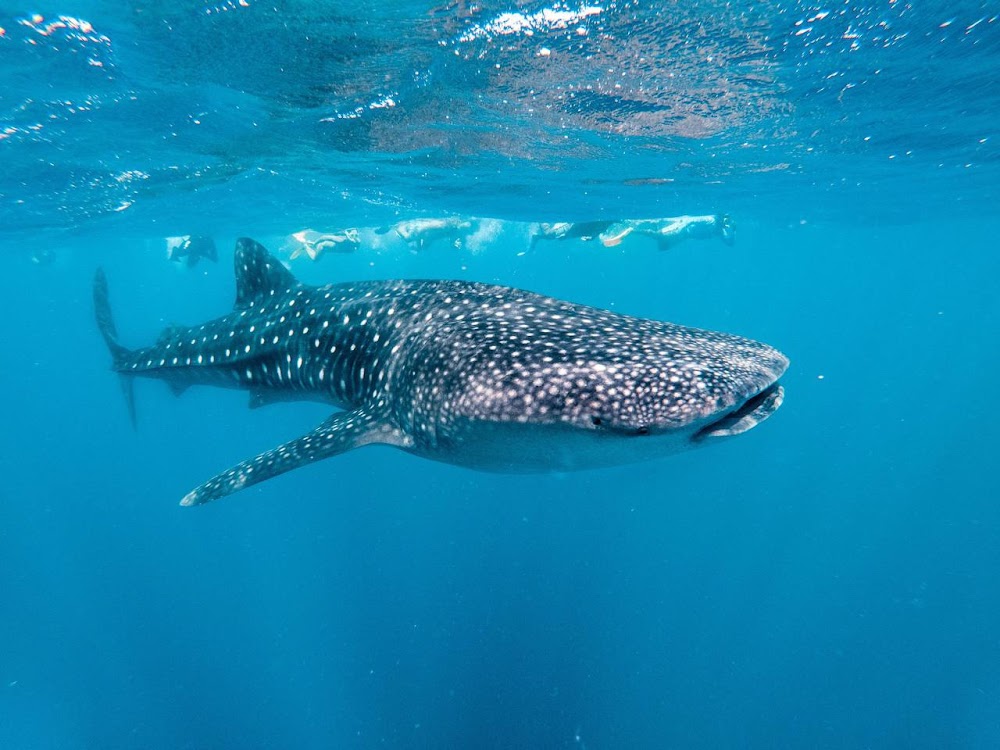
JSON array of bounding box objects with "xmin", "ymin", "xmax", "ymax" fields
[
  {"xmin": 523, "ymin": 332, "xmax": 789, "ymax": 441},
  {"xmin": 442, "ymin": 320, "xmax": 789, "ymax": 471}
]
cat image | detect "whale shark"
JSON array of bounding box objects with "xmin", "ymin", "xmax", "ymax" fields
[{"xmin": 95, "ymin": 238, "xmax": 788, "ymax": 506}]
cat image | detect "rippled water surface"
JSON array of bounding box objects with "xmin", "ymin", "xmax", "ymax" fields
[{"xmin": 2, "ymin": 1, "xmax": 997, "ymax": 234}]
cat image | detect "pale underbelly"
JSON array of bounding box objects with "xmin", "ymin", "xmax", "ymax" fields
[{"xmin": 405, "ymin": 420, "xmax": 700, "ymax": 473}]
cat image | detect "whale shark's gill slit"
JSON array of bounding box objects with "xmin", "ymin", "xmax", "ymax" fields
[{"xmin": 694, "ymin": 383, "xmax": 784, "ymax": 441}]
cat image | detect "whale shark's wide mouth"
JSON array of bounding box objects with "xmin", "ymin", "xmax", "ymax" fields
[{"xmin": 693, "ymin": 382, "xmax": 785, "ymax": 441}]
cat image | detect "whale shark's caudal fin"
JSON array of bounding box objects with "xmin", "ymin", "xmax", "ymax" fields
[
  {"xmin": 179, "ymin": 406, "xmax": 411, "ymax": 506},
  {"xmin": 233, "ymin": 237, "xmax": 299, "ymax": 309},
  {"xmin": 93, "ymin": 269, "xmax": 138, "ymax": 429}
]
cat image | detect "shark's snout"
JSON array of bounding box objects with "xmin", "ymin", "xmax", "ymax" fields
[
  {"xmin": 692, "ymin": 345, "xmax": 789, "ymax": 440},
  {"xmin": 694, "ymin": 382, "xmax": 785, "ymax": 440}
]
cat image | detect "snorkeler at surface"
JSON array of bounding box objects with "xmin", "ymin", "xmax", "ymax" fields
[
  {"xmin": 599, "ymin": 214, "xmax": 735, "ymax": 249},
  {"xmin": 286, "ymin": 228, "xmax": 361, "ymax": 261},
  {"xmin": 527, "ymin": 215, "xmax": 734, "ymax": 251},
  {"xmin": 375, "ymin": 217, "xmax": 475, "ymax": 251},
  {"xmin": 166, "ymin": 235, "xmax": 218, "ymax": 267},
  {"xmin": 528, "ymin": 221, "xmax": 614, "ymax": 250},
  {"xmin": 31, "ymin": 247, "xmax": 57, "ymax": 266}
]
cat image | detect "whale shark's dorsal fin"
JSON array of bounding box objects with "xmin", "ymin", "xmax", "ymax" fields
[{"xmin": 233, "ymin": 237, "xmax": 298, "ymax": 309}]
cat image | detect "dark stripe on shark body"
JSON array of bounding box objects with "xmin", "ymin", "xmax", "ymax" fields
[{"xmin": 95, "ymin": 237, "xmax": 788, "ymax": 506}]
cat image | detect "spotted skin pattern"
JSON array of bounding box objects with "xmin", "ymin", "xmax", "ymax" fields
[{"xmin": 94, "ymin": 238, "xmax": 788, "ymax": 506}]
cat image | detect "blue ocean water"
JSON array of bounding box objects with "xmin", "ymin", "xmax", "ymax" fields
[{"xmin": 2, "ymin": 2, "xmax": 999, "ymax": 748}]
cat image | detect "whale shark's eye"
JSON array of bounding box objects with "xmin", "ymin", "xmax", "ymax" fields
[
  {"xmin": 636, "ymin": 426, "xmax": 650, "ymax": 435},
  {"xmin": 591, "ymin": 416, "xmax": 603, "ymax": 426}
]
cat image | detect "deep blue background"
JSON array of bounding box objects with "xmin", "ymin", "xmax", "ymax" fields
[{"xmin": 2, "ymin": 219, "xmax": 999, "ymax": 749}]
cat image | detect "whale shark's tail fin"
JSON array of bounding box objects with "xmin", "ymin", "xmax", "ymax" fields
[{"xmin": 93, "ymin": 268, "xmax": 137, "ymax": 429}]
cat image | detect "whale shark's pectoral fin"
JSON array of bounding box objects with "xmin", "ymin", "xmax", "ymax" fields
[{"xmin": 179, "ymin": 407, "xmax": 408, "ymax": 507}]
